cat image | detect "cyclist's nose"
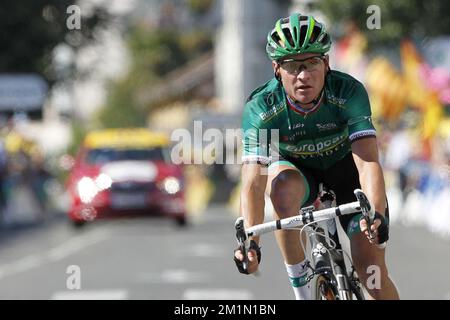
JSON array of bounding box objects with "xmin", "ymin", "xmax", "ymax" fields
[{"xmin": 296, "ymin": 68, "xmax": 311, "ymax": 81}]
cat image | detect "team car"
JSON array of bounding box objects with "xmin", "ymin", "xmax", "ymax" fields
[{"xmin": 66, "ymin": 128, "xmax": 186, "ymax": 227}]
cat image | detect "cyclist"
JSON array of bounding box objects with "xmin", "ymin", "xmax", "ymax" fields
[{"xmin": 234, "ymin": 13, "xmax": 399, "ymax": 300}]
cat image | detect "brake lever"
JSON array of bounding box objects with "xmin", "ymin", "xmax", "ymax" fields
[
  {"xmin": 234, "ymin": 217, "xmax": 250, "ymax": 272},
  {"xmin": 353, "ymin": 189, "xmax": 376, "ymax": 241}
]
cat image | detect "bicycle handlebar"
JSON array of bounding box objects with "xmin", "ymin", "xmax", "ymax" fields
[
  {"xmin": 241, "ymin": 200, "xmax": 361, "ymax": 239},
  {"xmin": 353, "ymin": 189, "xmax": 376, "ymax": 241},
  {"xmin": 234, "ymin": 217, "xmax": 250, "ymax": 271},
  {"xmin": 235, "ymin": 189, "xmax": 381, "ymax": 273}
]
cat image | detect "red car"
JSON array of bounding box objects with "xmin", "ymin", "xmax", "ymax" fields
[{"xmin": 66, "ymin": 128, "xmax": 186, "ymax": 227}]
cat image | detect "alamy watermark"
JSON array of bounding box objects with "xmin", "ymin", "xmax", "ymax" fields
[
  {"xmin": 170, "ymin": 121, "xmax": 280, "ymax": 173},
  {"xmin": 366, "ymin": 5, "xmax": 381, "ymax": 30},
  {"xmin": 66, "ymin": 265, "xmax": 81, "ymax": 290},
  {"xmin": 366, "ymin": 264, "xmax": 381, "ymax": 290},
  {"xmin": 66, "ymin": 5, "xmax": 81, "ymax": 30}
]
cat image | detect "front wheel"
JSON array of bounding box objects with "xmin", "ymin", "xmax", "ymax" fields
[
  {"xmin": 71, "ymin": 219, "xmax": 86, "ymax": 229},
  {"xmin": 310, "ymin": 274, "xmax": 338, "ymax": 300},
  {"xmin": 348, "ymin": 275, "xmax": 366, "ymax": 300}
]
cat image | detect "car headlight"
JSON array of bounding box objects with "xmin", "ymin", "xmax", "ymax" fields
[
  {"xmin": 162, "ymin": 177, "xmax": 181, "ymax": 194},
  {"xmin": 77, "ymin": 177, "xmax": 98, "ymax": 203},
  {"xmin": 95, "ymin": 173, "xmax": 113, "ymax": 191}
]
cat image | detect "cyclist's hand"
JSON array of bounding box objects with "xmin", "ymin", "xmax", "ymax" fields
[
  {"xmin": 233, "ymin": 240, "xmax": 261, "ymax": 274},
  {"xmin": 360, "ymin": 218, "xmax": 380, "ymax": 244},
  {"xmin": 359, "ymin": 212, "xmax": 389, "ymax": 247}
]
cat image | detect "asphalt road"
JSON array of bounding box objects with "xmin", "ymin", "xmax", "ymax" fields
[{"xmin": 0, "ymin": 205, "xmax": 449, "ymax": 300}]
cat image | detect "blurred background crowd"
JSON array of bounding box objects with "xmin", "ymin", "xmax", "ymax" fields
[{"xmin": 0, "ymin": 0, "xmax": 448, "ymax": 236}]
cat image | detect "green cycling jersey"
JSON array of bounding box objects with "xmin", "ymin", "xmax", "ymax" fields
[{"xmin": 242, "ymin": 70, "xmax": 376, "ymax": 170}]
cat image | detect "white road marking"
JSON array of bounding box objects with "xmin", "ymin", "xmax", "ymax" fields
[
  {"xmin": 184, "ymin": 243, "xmax": 226, "ymax": 258},
  {"xmin": 0, "ymin": 254, "xmax": 45, "ymax": 279},
  {"xmin": 0, "ymin": 229, "xmax": 110, "ymax": 280},
  {"xmin": 51, "ymin": 289, "xmax": 128, "ymax": 300},
  {"xmin": 183, "ymin": 289, "xmax": 253, "ymax": 300},
  {"xmin": 136, "ymin": 269, "xmax": 211, "ymax": 284},
  {"xmin": 46, "ymin": 229, "xmax": 110, "ymax": 261}
]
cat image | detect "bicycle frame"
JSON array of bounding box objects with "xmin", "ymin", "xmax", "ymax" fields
[{"xmin": 304, "ymin": 209, "xmax": 364, "ymax": 300}]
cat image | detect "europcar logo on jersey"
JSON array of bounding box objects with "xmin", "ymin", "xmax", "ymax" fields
[
  {"xmin": 284, "ymin": 134, "xmax": 347, "ymax": 155},
  {"xmin": 259, "ymin": 102, "xmax": 285, "ymax": 121}
]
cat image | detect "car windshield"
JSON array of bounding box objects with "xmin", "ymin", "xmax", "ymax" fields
[{"xmin": 86, "ymin": 148, "xmax": 166, "ymax": 164}]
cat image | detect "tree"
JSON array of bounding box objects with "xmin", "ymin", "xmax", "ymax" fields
[
  {"xmin": 313, "ymin": 0, "xmax": 450, "ymax": 48},
  {"xmin": 96, "ymin": 8, "xmax": 214, "ymax": 129},
  {"xmin": 0, "ymin": 0, "xmax": 112, "ymax": 86},
  {"xmin": 96, "ymin": 76, "xmax": 147, "ymax": 129},
  {"xmin": 187, "ymin": 0, "xmax": 215, "ymax": 15}
]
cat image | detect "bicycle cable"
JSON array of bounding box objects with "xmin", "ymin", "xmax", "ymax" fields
[
  {"xmin": 303, "ymin": 224, "xmax": 355, "ymax": 279},
  {"xmin": 285, "ymin": 218, "xmax": 338, "ymax": 267},
  {"xmin": 301, "ymin": 223, "xmax": 358, "ymax": 284},
  {"xmin": 337, "ymin": 248, "xmax": 354, "ymax": 269}
]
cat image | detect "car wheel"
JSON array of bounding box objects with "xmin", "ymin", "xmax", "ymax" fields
[
  {"xmin": 71, "ymin": 220, "xmax": 86, "ymax": 228},
  {"xmin": 175, "ymin": 216, "xmax": 187, "ymax": 227}
]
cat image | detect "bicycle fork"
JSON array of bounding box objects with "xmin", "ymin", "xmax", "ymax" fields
[{"xmin": 333, "ymin": 261, "xmax": 353, "ymax": 300}]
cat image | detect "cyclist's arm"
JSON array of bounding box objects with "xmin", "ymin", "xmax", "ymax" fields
[
  {"xmin": 240, "ymin": 95, "xmax": 271, "ymax": 244},
  {"xmin": 343, "ymin": 80, "xmax": 385, "ymax": 215},
  {"xmin": 351, "ymin": 136, "xmax": 386, "ymax": 216},
  {"xmin": 240, "ymin": 163, "xmax": 268, "ymax": 245},
  {"xmin": 351, "ymin": 137, "xmax": 391, "ymax": 246}
]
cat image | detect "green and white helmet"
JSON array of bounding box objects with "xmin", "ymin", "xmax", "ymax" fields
[{"xmin": 266, "ymin": 13, "xmax": 331, "ymax": 61}]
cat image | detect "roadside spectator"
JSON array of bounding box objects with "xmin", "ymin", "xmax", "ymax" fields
[
  {"xmin": 0, "ymin": 139, "xmax": 7, "ymax": 224},
  {"xmin": 384, "ymin": 125, "xmax": 416, "ymax": 202}
]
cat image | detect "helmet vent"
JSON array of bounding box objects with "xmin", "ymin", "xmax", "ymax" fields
[
  {"xmin": 299, "ymin": 15, "xmax": 308, "ymax": 22},
  {"xmin": 282, "ymin": 28, "xmax": 295, "ymax": 47},
  {"xmin": 310, "ymin": 25, "xmax": 322, "ymax": 43},
  {"xmin": 293, "ymin": 26, "xmax": 298, "ymax": 43},
  {"xmin": 299, "ymin": 25, "xmax": 308, "ymax": 46},
  {"xmin": 320, "ymin": 33, "xmax": 330, "ymax": 46},
  {"xmin": 311, "ymin": 26, "xmax": 321, "ymax": 42},
  {"xmin": 271, "ymin": 31, "xmax": 282, "ymax": 46}
]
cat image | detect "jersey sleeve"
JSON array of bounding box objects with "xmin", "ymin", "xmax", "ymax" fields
[
  {"xmin": 343, "ymin": 81, "xmax": 377, "ymax": 142},
  {"xmin": 241, "ymin": 100, "xmax": 272, "ymax": 165}
]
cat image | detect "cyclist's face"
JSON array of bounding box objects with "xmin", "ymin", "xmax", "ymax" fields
[{"xmin": 273, "ymin": 53, "xmax": 328, "ymax": 105}]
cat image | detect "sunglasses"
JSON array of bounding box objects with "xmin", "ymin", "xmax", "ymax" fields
[{"xmin": 279, "ymin": 56, "xmax": 325, "ymax": 75}]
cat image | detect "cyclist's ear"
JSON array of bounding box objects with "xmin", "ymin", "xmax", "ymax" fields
[
  {"xmin": 272, "ymin": 61, "xmax": 282, "ymax": 81},
  {"xmin": 272, "ymin": 60, "xmax": 278, "ymax": 72},
  {"xmin": 323, "ymin": 54, "xmax": 331, "ymax": 72}
]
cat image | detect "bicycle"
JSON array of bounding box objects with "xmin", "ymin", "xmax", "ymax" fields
[{"xmin": 235, "ymin": 186, "xmax": 378, "ymax": 300}]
